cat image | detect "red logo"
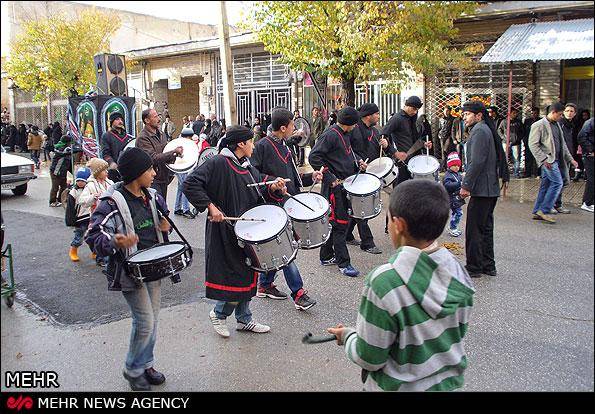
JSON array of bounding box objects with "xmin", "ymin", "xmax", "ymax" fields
[{"xmin": 6, "ymin": 396, "xmax": 33, "ymax": 411}]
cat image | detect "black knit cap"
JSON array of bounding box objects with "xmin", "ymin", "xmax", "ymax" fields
[
  {"xmin": 109, "ymin": 112, "xmax": 124, "ymax": 126},
  {"xmin": 462, "ymin": 100, "xmax": 486, "ymax": 114},
  {"xmin": 358, "ymin": 103, "xmax": 379, "ymax": 118},
  {"xmin": 337, "ymin": 107, "xmax": 359, "ymax": 126},
  {"xmin": 224, "ymin": 125, "xmax": 253, "ymax": 145},
  {"xmin": 117, "ymin": 147, "xmax": 153, "ymax": 184},
  {"xmin": 404, "ymin": 96, "xmax": 423, "ymax": 109}
]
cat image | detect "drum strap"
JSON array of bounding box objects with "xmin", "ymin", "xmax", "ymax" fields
[{"xmin": 154, "ymin": 202, "xmax": 193, "ymax": 258}]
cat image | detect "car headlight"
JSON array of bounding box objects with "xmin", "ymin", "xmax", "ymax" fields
[{"xmin": 18, "ymin": 165, "xmax": 33, "ymax": 174}]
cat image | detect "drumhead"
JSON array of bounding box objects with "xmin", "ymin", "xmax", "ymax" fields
[
  {"xmin": 366, "ymin": 157, "xmax": 394, "ymax": 178},
  {"xmin": 343, "ymin": 173, "xmax": 382, "ymax": 195},
  {"xmin": 408, "ymin": 155, "xmax": 440, "ymax": 175},
  {"xmin": 128, "ymin": 243, "xmax": 185, "ymax": 263},
  {"xmin": 235, "ymin": 205, "xmax": 288, "ymax": 242},
  {"xmin": 197, "ymin": 147, "xmax": 218, "ymax": 168},
  {"xmin": 283, "ymin": 192, "xmax": 329, "ymax": 221},
  {"xmin": 164, "ymin": 137, "xmax": 200, "ymax": 173},
  {"xmin": 293, "ymin": 117, "xmax": 311, "ymax": 147},
  {"xmin": 123, "ymin": 138, "xmax": 136, "ymax": 152}
]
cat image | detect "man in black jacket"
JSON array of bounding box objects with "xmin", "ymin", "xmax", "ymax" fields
[
  {"xmin": 101, "ymin": 112, "xmax": 133, "ymax": 182},
  {"xmin": 578, "ymin": 117, "xmax": 594, "ymax": 212},
  {"xmin": 250, "ymin": 108, "xmax": 321, "ymax": 310},
  {"xmin": 309, "ymin": 107, "xmax": 366, "ymax": 278},
  {"xmin": 459, "ymin": 100, "xmax": 500, "ymax": 278}
]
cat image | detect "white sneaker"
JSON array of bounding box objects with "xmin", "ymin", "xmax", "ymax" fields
[
  {"xmin": 581, "ymin": 203, "xmax": 594, "ymax": 213},
  {"xmin": 236, "ymin": 320, "xmax": 270, "ymax": 333},
  {"xmin": 449, "ymin": 229, "xmax": 461, "ymax": 237},
  {"xmin": 209, "ymin": 310, "xmax": 230, "ymax": 338}
]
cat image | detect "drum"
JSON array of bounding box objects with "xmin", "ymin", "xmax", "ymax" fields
[
  {"xmin": 343, "ymin": 173, "xmax": 382, "ymax": 219},
  {"xmin": 125, "ymin": 242, "xmax": 193, "ymax": 284},
  {"xmin": 197, "ymin": 147, "xmax": 218, "ymax": 168},
  {"xmin": 234, "ymin": 205, "xmax": 298, "ymax": 272},
  {"xmin": 293, "ymin": 117, "xmax": 311, "ymax": 147},
  {"xmin": 283, "ymin": 192, "xmax": 331, "ymax": 249},
  {"xmin": 408, "ymin": 155, "xmax": 440, "ymax": 180},
  {"xmin": 366, "ymin": 157, "xmax": 399, "ymax": 188},
  {"xmin": 163, "ymin": 137, "xmax": 200, "ymax": 173},
  {"xmin": 123, "ymin": 138, "xmax": 136, "ymax": 152}
]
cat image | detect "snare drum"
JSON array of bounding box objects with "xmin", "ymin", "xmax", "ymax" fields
[
  {"xmin": 283, "ymin": 192, "xmax": 331, "ymax": 249},
  {"xmin": 197, "ymin": 147, "xmax": 218, "ymax": 168},
  {"xmin": 408, "ymin": 155, "xmax": 440, "ymax": 180},
  {"xmin": 125, "ymin": 242, "xmax": 193, "ymax": 284},
  {"xmin": 234, "ymin": 205, "xmax": 298, "ymax": 272},
  {"xmin": 163, "ymin": 137, "xmax": 200, "ymax": 174},
  {"xmin": 343, "ymin": 173, "xmax": 382, "ymax": 219},
  {"xmin": 366, "ymin": 157, "xmax": 399, "ymax": 187}
]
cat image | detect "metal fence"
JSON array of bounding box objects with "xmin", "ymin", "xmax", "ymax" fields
[{"xmin": 13, "ymin": 90, "xmax": 69, "ymax": 128}]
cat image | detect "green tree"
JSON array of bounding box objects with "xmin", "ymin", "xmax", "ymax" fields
[
  {"xmin": 244, "ymin": 1, "xmax": 481, "ymax": 107},
  {"xmin": 5, "ymin": 10, "xmax": 121, "ymax": 102}
]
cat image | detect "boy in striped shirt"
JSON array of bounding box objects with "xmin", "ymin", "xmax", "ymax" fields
[{"xmin": 328, "ymin": 180, "xmax": 475, "ymax": 391}]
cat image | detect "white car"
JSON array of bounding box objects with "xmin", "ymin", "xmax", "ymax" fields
[{"xmin": 1, "ymin": 146, "xmax": 37, "ymax": 195}]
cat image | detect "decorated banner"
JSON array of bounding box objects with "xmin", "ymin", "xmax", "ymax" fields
[{"xmin": 68, "ymin": 95, "xmax": 136, "ymax": 159}]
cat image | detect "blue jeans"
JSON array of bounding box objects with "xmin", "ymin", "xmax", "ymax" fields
[
  {"xmin": 175, "ymin": 173, "xmax": 190, "ymax": 212},
  {"xmin": 121, "ymin": 280, "xmax": 161, "ymax": 377},
  {"xmin": 71, "ymin": 225, "xmax": 86, "ymax": 247},
  {"xmin": 214, "ymin": 300, "xmax": 252, "ymax": 324},
  {"xmin": 532, "ymin": 161, "xmax": 563, "ymax": 214},
  {"xmin": 30, "ymin": 150, "xmax": 40, "ymax": 166},
  {"xmin": 511, "ymin": 145, "xmax": 521, "ymax": 177},
  {"xmin": 259, "ymin": 261, "xmax": 303, "ymax": 297},
  {"xmin": 450, "ymin": 207, "xmax": 463, "ymax": 231}
]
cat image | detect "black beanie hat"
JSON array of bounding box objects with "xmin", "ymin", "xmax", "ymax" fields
[
  {"xmin": 462, "ymin": 100, "xmax": 486, "ymax": 114},
  {"xmin": 337, "ymin": 107, "xmax": 359, "ymax": 126},
  {"xmin": 117, "ymin": 147, "xmax": 153, "ymax": 184},
  {"xmin": 358, "ymin": 103, "xmax": 379, "ymax": 118},
  {"xmin": 109, "ymin": 112, "xmax": 124, "ymax": 126},
  {"xmin": 404, "ymin": 96, "xmax": 423, "ymax": 109},
  {"xmin": 223, "ymin": 125, "xmax": 253, "ymax": 145}
]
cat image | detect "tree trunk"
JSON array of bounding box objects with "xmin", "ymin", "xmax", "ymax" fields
[{"xmin": 340, "ymin": 77, "xmax": 356, "ymax": 108}]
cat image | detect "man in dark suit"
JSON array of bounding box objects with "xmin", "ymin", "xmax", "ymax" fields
[{"xmin": 459, "ymin": 101, "xmax": 500, "ymax": 278}]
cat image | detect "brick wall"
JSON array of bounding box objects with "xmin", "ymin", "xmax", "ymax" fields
[{"xmin": 167, "ymin": 76, "xmax": 203, "ymax": 131}]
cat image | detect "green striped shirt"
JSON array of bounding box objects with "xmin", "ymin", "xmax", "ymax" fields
[{"xmin": 343, "ymin": 246, "xmax": 475, "ymax": 391}]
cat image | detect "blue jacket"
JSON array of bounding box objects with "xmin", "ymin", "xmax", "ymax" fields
[{"xmin": 443, "ymin": 170, "xmax": 465, "ymax": 210}]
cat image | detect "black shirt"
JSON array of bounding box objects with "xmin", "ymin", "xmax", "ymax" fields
[
  {"xmin": 381, "ymin": 110, "xmax": 420, "ymax": 153},
  {"xmin": 121, "ymin": 187, "xmax": 159, "ymax": 251},
  {"xmin": 550, "ymin": 120, "xmax": 563, "ymax": 161}
]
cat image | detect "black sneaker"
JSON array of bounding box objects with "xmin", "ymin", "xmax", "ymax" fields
[
  {"xmin": 174, "ymin": 210, "xmax": 184, "ymax": 216},
  {"xmin": 294, "ymin": 290, "xmax": 316, "ymax": 310},
  {"xmin": 320, "ymin": 257, "xmax": 337, "ymax": 266},
  {"xmin": 256, "ymin": 284, "xmax": 288, "ymax": 300},
  {"xmin": 144, "ymin": 367, "xmax": 166, "ymax": 385},
  {"xmin": 483, "ymin": 270, "xmax": 497, "ymax": 277},
  {"xmin": 182, "ymin": 210, "xmax": 196, "ymax": 219},
  {"xmin": 346, "ymin": 238, "xmax": 361, "ymax": 246},
  {"xmin": 123, "ymin": 371, "xmax": 151, "ymax": 391},
  {"xmin": 363, "ymin": 246, "xmax": 382, "ymax": 254}
]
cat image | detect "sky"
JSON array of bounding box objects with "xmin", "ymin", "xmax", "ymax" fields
[{"xmin": 1, "ymin": 1, "xmax": 252, "ymax": 56}]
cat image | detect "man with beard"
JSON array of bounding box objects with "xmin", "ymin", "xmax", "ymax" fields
[{"xmin": 101, "ymin": 112, "xmax": 133, "ymax": 182}]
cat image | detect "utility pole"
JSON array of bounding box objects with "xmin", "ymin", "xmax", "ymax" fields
[{"xmin": 218, "ymin": 1, "xmax": 236, "ymax": 125}]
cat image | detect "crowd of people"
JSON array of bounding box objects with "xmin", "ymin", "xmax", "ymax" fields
[{"xmin": 2, "ymin": 95, "xmax": 593, "ymax": 392}]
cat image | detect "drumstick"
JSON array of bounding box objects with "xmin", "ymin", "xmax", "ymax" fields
[
  {"xmin": 307, "ymin": 166, "xmax": 324, "ymax": 195},
  {"xmin": 351, "ymin": 158, "xmax": 369, "ymax": 184},
  {"xmin": 301, "ymin": 332, "xmax": 337, "ymax": 344},
  {"xmin": 288, "ymin": 194, "xmax": 315, "ymax": 212},
  {"xmin": 246, "ymin": 178, "xmax": 291, "ymax": 187},
  {"xmin": 208, "ymin": 216, "xmax": 266, "ymax": 222}
]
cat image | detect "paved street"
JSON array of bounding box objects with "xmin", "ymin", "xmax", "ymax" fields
[{"xmin": 1, "ymin": 163, "xmax": 593, "ymax": 391}]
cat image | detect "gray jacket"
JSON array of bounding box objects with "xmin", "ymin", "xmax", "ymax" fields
[
  {"xmin": 528, "ymin": 117, "xmax": 574, "ymax": 185},
  {"xmin": 462, "ymin": 121, "xmax": 500, "ymax": 198}
]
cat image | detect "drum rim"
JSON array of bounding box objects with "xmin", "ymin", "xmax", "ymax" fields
[
  {"xmin": 367, "ymin": 157, "xmax": 396, "ymax": 178},
  {"xmin": 283, "ymin": 191, "xmax": 330, "ymax": 222},
  {"xmin": 125, "ymin": 241, "xmax": 188, "ymax": 264},
  {"xmin": 343, "ymin": 173, "xmax": 382, "ymax": 196},
  {"xmin": 164, "ymin": 138, "xmax": 200, "ymax": 173},
  {"xmin": 234, "ymin": 204, "xmax": 291, "ymax": 244}
]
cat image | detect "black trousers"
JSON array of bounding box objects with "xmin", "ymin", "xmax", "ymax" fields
[
  {"xmin": 465, "ymin": 196, "xmax": 498, "ymax": 274},
  {"xmin": 385, "ymin": 164, "xmax": 413, "ymax": 230},
  {"xmin": 320, "ymin": 185, "xmax": 351, "ymax": 268},
  {"xmin": 346, "ymin": 218, "xmax": 375, "ymax": 250},
  {"xmin": 583, "ymin": 155, "xmax": 594, "ymax": 205},
  {"xmin": 523, "ymin": 137, "xmax": 537, "ymax": 177},
  {"xmin": 49, "ymin": 173, "xmax": 67, "ymax": 204}
]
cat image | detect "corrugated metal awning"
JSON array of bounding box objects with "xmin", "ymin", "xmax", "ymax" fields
[{"xmin": 480, "ymin": 19, "xmax": 594, "ymax": 63}]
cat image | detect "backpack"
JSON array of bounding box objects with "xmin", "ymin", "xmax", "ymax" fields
[{"xmin": 65, "ymin": 189, "xmax": 78, "ymax": 227}]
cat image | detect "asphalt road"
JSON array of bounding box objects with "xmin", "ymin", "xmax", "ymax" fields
[{"xmin": 1, "ymin": 164, "xmax": 593, "ymax": 391}]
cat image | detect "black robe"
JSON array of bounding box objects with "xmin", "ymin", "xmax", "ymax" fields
[
  {"xmin": 250, "ymin": 134, "xmax": 314, "ymax": 198},
  {"xmin": 351, "ymin": 120, "xmax": 395, "ymax": 163},
  {"xmin": 183, "ymin": 150, "xmax": 280, "ymax": 302}
]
